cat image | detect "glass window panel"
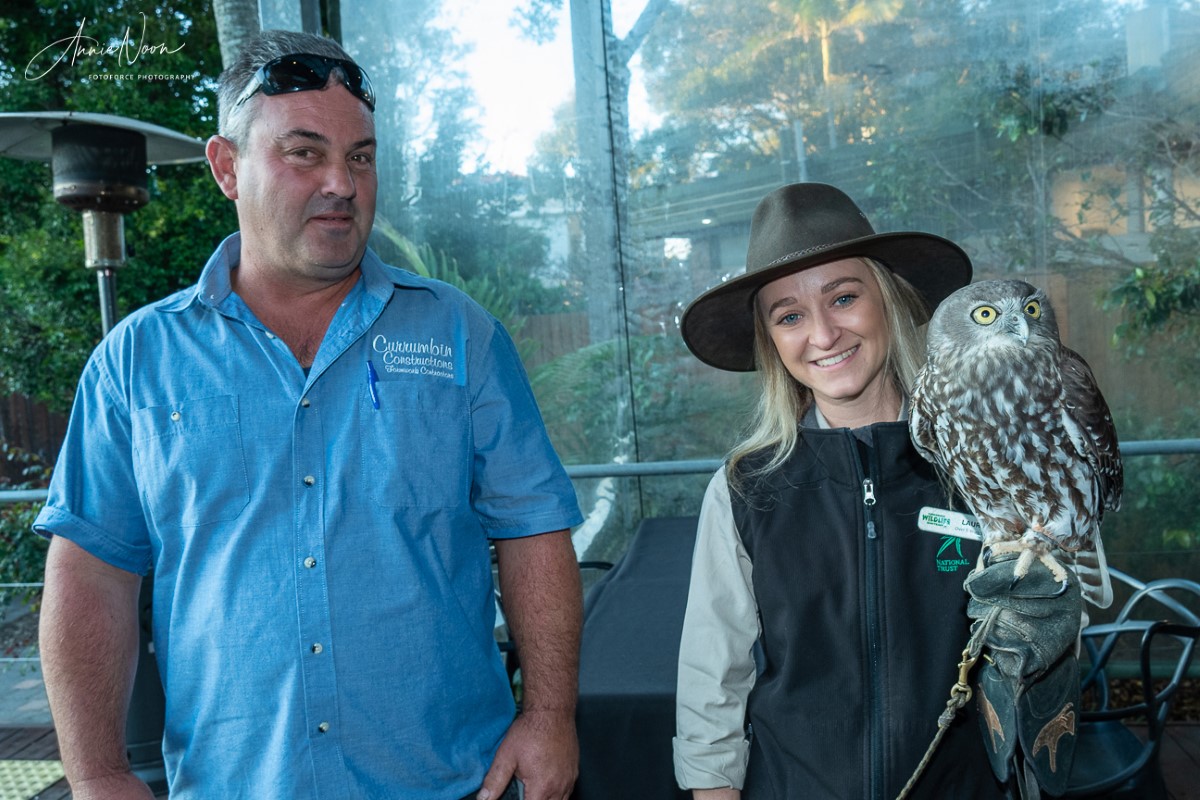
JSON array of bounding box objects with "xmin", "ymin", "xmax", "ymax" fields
[{"xmin": 340, "ymin": 0, "xmax": 1200, "ymax": 577}]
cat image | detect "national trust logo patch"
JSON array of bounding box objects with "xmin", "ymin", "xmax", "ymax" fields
[{"xmin": 918, "ymin": 506, "xmax": 980, "ymax": 574}]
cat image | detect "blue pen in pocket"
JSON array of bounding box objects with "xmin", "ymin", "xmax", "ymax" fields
[{"xmin": 366, "ymin": 360, "xmax": 380, "ymax": 409}]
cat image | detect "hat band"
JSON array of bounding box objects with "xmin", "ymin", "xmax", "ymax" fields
[{"xmin": 763, "ymin": 243, "xmax": 848, "ymax": 270}]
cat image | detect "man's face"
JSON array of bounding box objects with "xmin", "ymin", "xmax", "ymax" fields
[{"xmin": 219, "ymin": 76, "xmax": 377, "ymax": 287}]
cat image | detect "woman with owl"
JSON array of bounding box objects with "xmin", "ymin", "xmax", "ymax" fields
[{"xmin": 672, "ymin": 183, "xmax": 1010, "ymax": 799}]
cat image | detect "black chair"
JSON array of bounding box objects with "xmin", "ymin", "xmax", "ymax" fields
[{"xmin": 1064, "ymin": 568, "xmax": 1200, "ymax": 798}]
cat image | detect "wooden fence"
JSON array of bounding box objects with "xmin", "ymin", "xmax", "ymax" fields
[{"xmin": 0, "ymin": 394, "xmax": 66, "ymax": 486}]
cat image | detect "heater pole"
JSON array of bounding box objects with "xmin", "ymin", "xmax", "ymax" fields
[{"xmin": 81, "ymin": 209, "xmax": 125, "ymax": 335}]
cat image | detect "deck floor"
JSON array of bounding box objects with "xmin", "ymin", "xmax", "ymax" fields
[{"xmin": 2, "ymin": 723, "xmax": 1197, "ymax": 798}]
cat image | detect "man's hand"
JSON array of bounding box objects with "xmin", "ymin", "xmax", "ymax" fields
[
  {"xmin": 478, "ymin": 708, "xmax": 578, "ymax": 800},
  {"xmin": 486, "ymin": 531, "xmax": 582, "ymax": 800}
]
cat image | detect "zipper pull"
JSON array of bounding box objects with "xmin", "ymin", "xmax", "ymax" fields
[{"xmin": 863, "ymin": 479, "xmax": 878, "ymax": 539}]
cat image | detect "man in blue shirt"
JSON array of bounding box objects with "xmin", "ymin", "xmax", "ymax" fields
[{"xmin": 35, "ymin": 30, "xmax": 583, "ymax": 800}]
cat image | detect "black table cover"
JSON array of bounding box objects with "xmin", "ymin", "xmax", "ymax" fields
[{"xmin": 572, "ymin": 516, "xmax": 699, "ymax": 800}]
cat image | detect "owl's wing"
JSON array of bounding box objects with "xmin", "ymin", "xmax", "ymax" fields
[
  {"xmin": 908, "ymin": 367, "xmax": 942, "ymax": 465},
  {"xmin": 1060, "ymin": 346, "xmax": 1123, "ymax": 515}
]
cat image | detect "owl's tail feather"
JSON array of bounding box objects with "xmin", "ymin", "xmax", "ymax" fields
[{"xmin": 1071, "ymin": 537, "xmax": 1112, "ymax": 610}]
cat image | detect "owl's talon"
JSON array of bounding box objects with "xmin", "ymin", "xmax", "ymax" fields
[{"xmin": 1038, "ymin": 553, "xmax": 1070, "ymax": 585}]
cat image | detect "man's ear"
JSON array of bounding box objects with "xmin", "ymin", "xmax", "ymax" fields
[{"xmin": 206, "ymin": 135, "xmax": 239, "ymax": 200}]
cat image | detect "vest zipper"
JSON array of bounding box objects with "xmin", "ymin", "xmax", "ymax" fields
[
  {"xmin": 853, "ymin": 436, "xmax": 886, "ymax": 799},
  {"xmin": 862, "ymin": 479, "xmax": 877, "ymax": 538}
]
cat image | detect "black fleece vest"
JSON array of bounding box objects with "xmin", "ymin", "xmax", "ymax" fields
[{"xmin": 732, "ymin": 422, "xmax": 1009, "ymax": 800}]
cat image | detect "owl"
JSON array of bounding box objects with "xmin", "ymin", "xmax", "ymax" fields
[{"xmin": 909, "ymin": 280, "xmax": 1123, "ymax": 609}]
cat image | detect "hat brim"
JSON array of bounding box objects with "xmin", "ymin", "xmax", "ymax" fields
[{"xmin": 681, "ymin": 231, "xmax": 972, "ymax": 372}]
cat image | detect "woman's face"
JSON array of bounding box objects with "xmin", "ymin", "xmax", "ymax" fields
[{"xmin": 757, "ymin": 258, "xmax": 898, "ymax": 420}]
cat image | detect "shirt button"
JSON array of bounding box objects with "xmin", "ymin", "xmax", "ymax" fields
[
  {"xmin": 170, "ymin": 411, "xmax": 181, "ymax": 421},
  {"xmin": 266, "ymin": 332, "xmax": 276, "ymax": 340},
  {"xmin": 311, "ymin": 643, "xmax": 324, "ymax": 654},
  {"xmin": 317, "ymin": 722, "xmax": 330, "ymax": 733},
  {"xmin": 303, "ymin": 556, "xmax": 317, "ymax": 569},
  {"xmin": 303, "ymin": 475, "xmax": 315, "ymax": 486},
  {"xmin": 301, "ymin": 397, "xmax": 311, "ymax": 408}
]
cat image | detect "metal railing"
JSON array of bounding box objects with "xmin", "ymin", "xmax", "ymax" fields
[
  {"xmin": 2, "ymin": 438, "xmax": 1198, "ymax": 503},
  {"xmin": 559, "ymin": 439, "xmax": 1200, "ymax": 479}
]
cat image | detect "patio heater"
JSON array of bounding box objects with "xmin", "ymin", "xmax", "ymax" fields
[
  {"xmin": 0, "ymin": 111, "xmax": 207, "ymax": 793},
  {"xmin": 0, "ymin": 111, "xmax": 207, "ymax": 333}
]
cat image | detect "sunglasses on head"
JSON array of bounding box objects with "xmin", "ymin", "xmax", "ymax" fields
[{"xmin": 234, "ymin": 53, "xmax": 376, "ymax": 112}]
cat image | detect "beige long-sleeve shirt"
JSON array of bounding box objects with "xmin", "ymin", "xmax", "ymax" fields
[{"xmin": 673, "ymin": 466, "xmax": 759, "ymax": 790}]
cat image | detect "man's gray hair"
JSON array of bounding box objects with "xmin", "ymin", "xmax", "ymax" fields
[{"xmin": 216, "ymin": 30, "xmax": 360, "ymax": 145}]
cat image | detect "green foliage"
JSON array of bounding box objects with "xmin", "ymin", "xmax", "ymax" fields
[
  {"xmin": 988, "ymin": 61, "xmax": 1114, "ymax": 142},
  {"xmin": 373, "ymin": 216, "xmax": 533, "ymax": 341},
  {"xmin": 3, "ymin": 2, "xmax": 222, "ymax": 135},
  {"xmin": 1105, "ymin": 198, "xmax": 1200, "ymax": 365},
  {"xmin": 369, "ymin": 78, "xmax": 568, "ymax": 317},
  {"xmin": 1103, "ymin": 444, "xmax": 1200, "ymax": 583},
  {"xmin": 637, "ymin": 0, "xmax": 815, "ymax": 183},
  {"xmin": 511, "ymin": 0, "xmax": 565, "ymax": 46},
  {"xmin": 866, "ymin": 52, "xmax": 1128, "ymax": 271},
  {"xmin": 528, "ymin": 330, "xmax": 752, "ymax": 561},
  {"xmin": 0, "ymin": 0, "xmax": 236, "ymax": 412},
  {"xmin": 412, "ymin": 100, "xmax": 562, "ymax": 308},
  {"xmin": 1108, "ymin": 262, "xmax": 1200, "ymax": 339},
  {"xmin": 0, "ymin": 208, "xmax": 98, "ymax": 409},
  {"xmin": 0, "ymin": 445, "xmax": 52, "ymax": 609},
  {"xmin": 530, "ymin": 339, "xmax": 635, "ymax": 463},
  {"xmin": 530, "ymin": 333, "xmax": 751, "ymax": 463}
]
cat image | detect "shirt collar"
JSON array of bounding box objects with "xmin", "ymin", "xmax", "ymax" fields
[
  {"xmin": 197, "ymin": 233, "xmax": 240, "ymax": 308},
  {"xmin": 806, "ymin": 399, "xmax": 909, "ymax": 432},
  {"xmin": 155, "ymin": 232, "xmax": 436, "ymax": 315}
]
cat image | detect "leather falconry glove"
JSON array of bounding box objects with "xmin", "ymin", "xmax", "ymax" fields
[{"xmin": 965, "ymin": 552, "xmax": 1083, "ymax": 799}]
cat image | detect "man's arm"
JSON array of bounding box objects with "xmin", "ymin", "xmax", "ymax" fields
[
  {"xmin": 479, "ymin": 530, "xmax": 582, "ymax": 800},
  {"xmin": 39, "ymin": 536, "xmax": 155, "ymax": 799}
]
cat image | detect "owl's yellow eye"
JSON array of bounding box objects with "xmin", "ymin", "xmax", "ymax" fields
[
  {"xmin": 1024, "ymin": 300, "xmax": 1042, "ymax": 319},
  {"xmin": 971, "ymin": 305, "xmax": 999, "ymax": 325}
]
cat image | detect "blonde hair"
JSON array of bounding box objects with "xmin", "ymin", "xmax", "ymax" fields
[{"xmin": 726, "ymin": 258, "xmax": 930, "ymax": 489}]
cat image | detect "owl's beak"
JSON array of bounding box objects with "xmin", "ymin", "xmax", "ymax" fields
[{"xmin": 1005, "ymin": 314, "xmax": 1029, "ymax": 345}]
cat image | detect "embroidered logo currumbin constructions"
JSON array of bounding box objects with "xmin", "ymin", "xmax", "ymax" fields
[{"xmin": 372, "ymin": 334, "xmax": 458, "ymax": 381}]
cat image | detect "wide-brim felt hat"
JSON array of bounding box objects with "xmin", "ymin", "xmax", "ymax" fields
[{"xmin": 680, "ymin": 182, "xmax": 972, "ymax": 372}]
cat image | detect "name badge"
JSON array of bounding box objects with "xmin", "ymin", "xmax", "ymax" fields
[{"xmin": 918, "ymin": 506, "xmax": 982, "ymax": 541}]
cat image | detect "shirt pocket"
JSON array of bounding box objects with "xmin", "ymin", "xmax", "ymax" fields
[
  {"xmin": 132, "ymin": 394, "xmax": 250, "ymax": 528},
  {"xmin": 359, "ymin": 380, "xmax": 469, "ymax": 509}
]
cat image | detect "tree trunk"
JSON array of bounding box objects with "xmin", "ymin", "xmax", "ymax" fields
[
  {"xmin": 820, "ymin": 23, "xmax": 837, "ymax": 149},
  {"xmin": 212, "ymin": 0, "xmax": 262, "ymax": 69}
]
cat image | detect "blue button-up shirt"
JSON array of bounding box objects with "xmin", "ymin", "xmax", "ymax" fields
[{"xmin": 35, "ymin": 234, "xmax": 583, "ymax": 799}]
